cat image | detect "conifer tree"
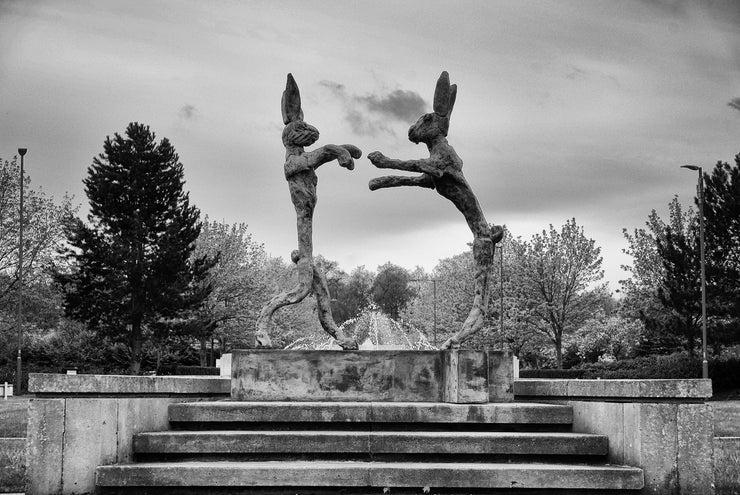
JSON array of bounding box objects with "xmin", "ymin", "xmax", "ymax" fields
[{"xmin": 57, "ymin": 123, "xmax": 212, "ymax": 373}]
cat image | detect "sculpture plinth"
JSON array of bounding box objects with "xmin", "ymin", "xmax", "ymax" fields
[{"xmin": 230, "ymin": 349, "xmax": 513, "ymax": 403}]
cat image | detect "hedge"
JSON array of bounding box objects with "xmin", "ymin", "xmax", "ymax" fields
[{"xmin": 520, "ymin": 352, "xmax": 740, "ymax": 393}]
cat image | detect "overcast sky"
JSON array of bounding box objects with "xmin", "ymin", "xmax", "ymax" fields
[{"xmin": 2, "ymin": 0, "xmax": 739, "ymax": 290}]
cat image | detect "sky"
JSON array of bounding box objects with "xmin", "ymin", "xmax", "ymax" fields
[{"xmin": 1, "ymin": 0, "xmax": 739, "ymax": 290}]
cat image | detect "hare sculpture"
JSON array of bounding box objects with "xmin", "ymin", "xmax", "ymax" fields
[
  {"xmin": 254, "ymin": 73, "xmax": 360, "ymax": 349},
  {"xmin": 368, "ymin": 71, "xmax": 503, "ymax": 349}
]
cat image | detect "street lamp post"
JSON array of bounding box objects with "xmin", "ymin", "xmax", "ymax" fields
[
  {"xmin": 681, "ymin": 164, "xmax": 708, "ymax": 379},
  {"xmin": 16, "ymin": 148, "xmax": 27, "ymax": 394}
]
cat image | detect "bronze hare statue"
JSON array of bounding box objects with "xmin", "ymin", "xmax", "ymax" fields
[
  {"xmin": 255, "ymin": 73, "xmax": 360, "ymax": 349},
  {"xmin": 369, "ymin": 71, "xmax": 504, "ymax": 349}
]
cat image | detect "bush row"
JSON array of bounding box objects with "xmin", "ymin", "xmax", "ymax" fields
[{"xmin": 520, "ymin": 352, "xmax": 740, "ymax": 393}]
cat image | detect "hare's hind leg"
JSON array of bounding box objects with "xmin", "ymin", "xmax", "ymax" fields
[
  {"xmin": 312, "ymin": 264, "xmax": 358, "ymax": 350},
  {"xmin": 254, "ymin": 253, "xmax": 313, "ymax": 348},
  {"xmin": 440, "ymin": 236, "xmax": 495, "ymax": 349}
]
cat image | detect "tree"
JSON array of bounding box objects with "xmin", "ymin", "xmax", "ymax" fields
[
  {"xmin": 0, "ymin": 156, "xmax": 75, "ymax": 321},
  {"xmin": 703, "ymin": 155, "xmax": 740, "ymax": 326},
  {"xmin": 371, "ymin": 262, "xmax": 414, "ymax": 320},
  {"xmin": 188, "ymin": 219, "xmax": 269, "ymax": 364},
  {"xmin": 56, "ymin": 123, "xmax": 212, "ymax": 373},
  {"xmin": 331, "ymin": 265, "xmax": 374, "ymax": 324},
  {"xmin": 508, "ymin": 219, "xmax": 604, "ymax": 368}
]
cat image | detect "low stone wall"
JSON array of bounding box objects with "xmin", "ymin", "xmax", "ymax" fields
[
  {"xmin": 231, "ymin": 349, "xmax": 513, "ymax": 403},
  {"xmin": 25, "ymin": 373, "xmax": 229, "ymax": 495},
  {"xmin": 515, "ymin": 379, "xmax": 715, "ymax": 495}
]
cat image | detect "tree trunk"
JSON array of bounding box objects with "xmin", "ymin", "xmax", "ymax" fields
[
  {"xmin": 130, "ymin": 327, "xmax": 142, "ymax": 374},
  {"xmin": 555, "ymin": 334, "xmax": 563, "ymax": 369}
]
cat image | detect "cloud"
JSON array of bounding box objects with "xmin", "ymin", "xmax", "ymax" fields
[
  {"xmin": 320, "ymin": 80, "xmax": 427, "ymax": 136},
  {"xmin": 179, "ymin": 104, "xmax": 197, "ymax": 119},
  {"xmin": 728, "ymin": 97, "xmax": 740, "ymax": 113}
]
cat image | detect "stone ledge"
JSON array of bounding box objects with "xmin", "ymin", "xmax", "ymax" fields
[
  {"xmin": 168, "ymin": 401, "xmax": 574, "ymax": 424},
  {"xmin": 28, "ymin": 373, "xmax": 230, "ymax": 396},
  {"xmin": 514, "ymin": 379, "xmax": 712, "ymax": 401},
  {"xmin": 96, "ymin": 460, "xmax": 645, "ymax": 489}
]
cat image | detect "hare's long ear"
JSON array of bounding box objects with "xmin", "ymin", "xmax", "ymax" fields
[
  {"xmin": 447, "ymin": 84, "xmax": 457, "ymax": 120},
  {"xmin": 433, "ymin": 71, "xmax": 452, "ymax": 117},
  {"xmin": 281, "ymin": 73, "xmax": 304, "ymax": 124}
]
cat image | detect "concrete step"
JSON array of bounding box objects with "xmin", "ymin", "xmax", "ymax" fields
[
  {"xmin": 134, "ymin": 430, "xmax": 608, "ymax": 456},
  {"xmin": 169, "ymin": 401, "xmax": 573, "ymax": 425},
  {"xmin": 96, "ymin": 460, "xmax": 644, "ymax": 490}
]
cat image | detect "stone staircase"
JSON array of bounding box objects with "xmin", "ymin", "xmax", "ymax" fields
[{"xmin": 96, "ymin": 400, "xmax": 644, "ymax": 493}]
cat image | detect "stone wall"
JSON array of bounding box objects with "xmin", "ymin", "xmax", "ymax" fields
[
  {"xmin": 515, "ymin": 379, "xmax": 715, "ymax": 495},
  {"xmin": 25, "ymin": 373, "xmax": 229, "ymax": 495}
]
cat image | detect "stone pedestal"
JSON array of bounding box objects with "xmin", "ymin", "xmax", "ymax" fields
[{"xmin": 230, "ymin": 349, "xmax": 513, "ymax": 403}]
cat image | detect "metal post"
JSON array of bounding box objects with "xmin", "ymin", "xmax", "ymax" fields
[
  {"xmin": 681, "ymin": 165, "xmax": 709, "ymax": 379},
  {"xmin": 697, "ymin": 170, "xmax": 709, "ymax": 379},
  {"xmin": 432, "ymin": 279, "xmax": 437, "ymax": 347},
  {"xmin": 16, "ymin": 148, "xmax": 27, "ymax": 394}
]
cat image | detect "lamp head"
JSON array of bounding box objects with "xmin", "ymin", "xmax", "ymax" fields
[
  {"xmin": 681, "ymin": 164, "xmax": 700, "ymax": 171},
  {"xmin": 17, "ymin": 148, "xmax": 27, "ymax": 157}
]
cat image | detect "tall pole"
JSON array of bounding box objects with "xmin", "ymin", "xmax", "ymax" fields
[
  {"xmin": 682, "ymin": 165, "xmax": 708, "ymax": 379},
  {"xmin": 432, "ymin": 278, "xmax": 437, "ymax": 347},
  {"xmin": 16, "ymin": 148, "xmax": 27, "ymax": 394}
]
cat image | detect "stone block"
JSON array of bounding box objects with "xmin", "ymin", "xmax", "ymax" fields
[
  {"xmin": 25, "ymin": 398, "xmax": 64, "ymax": 495},
  {"xmin": 62, "ymin": 398, "xmax": 118, "ymax": 493},
  {"xmin": 623, "ymin": 402, "xmax": 680, "ymax": 494},
  {"xmin": 514, "ymin": 378, "xmax": 712, "ymax": 400},
  {"xmin": 29, "ymin": 373, "xmax": 230, "ymax": 396},
  {"xmin": 570, "ymin": 401, "xmax": 625, "ymax": 463},
  {"xmin": 116, "ymin": 398, "xmax": 181, "ymax": 463},
  {"xmin": 676, "ymin": 403, "xmax": 714, "ymax": 494},
  {"xmin": 487, "ymin": 350, "xmax": 513, "ymax": 402}
]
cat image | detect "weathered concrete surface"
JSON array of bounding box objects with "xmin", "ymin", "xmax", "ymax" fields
[
  {"xmin": 0, "ymin": 437, "xmax": 25, "ymax": 493},
  {"xmin": 231, "ymin": 349, "xmax": 512, "ymax": 403},
  {"xmin": 62, "ymin": 398, "xmax": 118, "ymax": 493},
  {"xmin": 714, "ymin": 437, "xmax": 740, "ymax": 495},
  {"xmin": 29, "ymin": 373, "xmax": 230, "ymax": 396},
  {"xmin": 570, "ymin": 400, "xmax": 715, "ymax": 495},
  {"xmin": 571, "ymin": 401, "xmax": 625, "ymax": 463},
  {"xmin": 26, "ymin": 398, "xmax": 65, "ymax": 495},
  {"xmin": 168, "ymin": 401, "xmax": 573, "ymax": 425},
  {"xmin": 488, "ymin": 350, "xmax": 514, "ymax": 402},
  {"xmin": 26, "ymin": 396, "xmax": 223, "ymax": 494},
  {"xmin": 515, "ymin": 378, "xmax": 712, "ymax": 400},
  {"xmin": 714, "ymin": 401, "xmax": 740, "ymax": 436},
  {"xmin": 96, "ymin": 460, "xmax": 644, "ymax": 489},
  {"xmin": 134, "ymin": 430, "xmax": 607, "ymax": 456}
]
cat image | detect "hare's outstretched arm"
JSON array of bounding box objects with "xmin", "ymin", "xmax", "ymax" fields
[
  {"xmin": 369, "ymin": 174, "xmax": 434, "ymax": 191},
  {"xmin": 306, "ymin": 144, "xmax": 362, "ymax": 171},
  {"xmin": 368, "ymin": 151, "xmax": 444, "ymax": 178}
]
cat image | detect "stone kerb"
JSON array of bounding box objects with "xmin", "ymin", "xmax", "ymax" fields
[
  {"xmin": 26, "ymin": 373, "xmax": 229, "ymax": 495},
  {"xmin": 514, "ymin": 378, "xmax": 714, "ymax": 495},
  {"xmin": 231, "ymin": 349, "xmax": 513, "ymax": 403}
]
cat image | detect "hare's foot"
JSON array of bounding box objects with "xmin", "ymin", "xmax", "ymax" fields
[
  {"xmin": 439, "ymin": 336, "xmax": 460, "ymax": 350},
  {"xmin": 336, "ymin": 336, "xmax": 359, "ymax": 350},
  {"xmin": 254, "ymin": 330, "xmax": 273, "ymax": 348}
]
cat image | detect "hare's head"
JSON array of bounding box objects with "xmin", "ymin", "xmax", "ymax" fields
[
  {"xmin": 282, "ymin": 73, "xmax": 320, "ymax": 148},
  {"xmin": 408, "ymin": 71, "xmax": 457, "ymax": 145}
]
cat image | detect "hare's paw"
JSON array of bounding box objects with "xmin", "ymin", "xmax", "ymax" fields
[
  {"xmin": 368, "ymin": 151, "xmax": 389, "ymax": 168},
  {"xmin": 338, "ymin": 156, "xmax": 355, "ymax": 171},
  {"xmin": 341, "ymin": 144, "xmax": 362, "ymax": 159},
  {"xmin": 336, "ymin": 336, "xmax": 359, "ymax": 350},
  {"xmin": 254, "ymin": 330, "xmax": 273, "ymax": 348}
]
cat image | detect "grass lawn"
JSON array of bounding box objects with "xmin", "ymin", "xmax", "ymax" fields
[{"xmin": 0, "ymin": 398, "xmax": 29, "ymax": 438}]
